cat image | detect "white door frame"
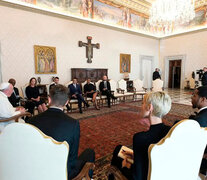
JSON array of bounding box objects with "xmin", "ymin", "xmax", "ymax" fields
[
  {"xmin": 140, "ymin": 55, "xmax": 154, "ymax": 80},
  {"xmin": 164, "ymin": 54, "xmax": 186, "ymax": 89},
  {"xmin": 140, "ymin": 55, "xmax": 154, "ymax": 88}
]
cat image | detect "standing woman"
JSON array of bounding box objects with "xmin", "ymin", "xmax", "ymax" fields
[{"xmin": 26, "ymin": 77, "xmax": 47, "ymax": 113}]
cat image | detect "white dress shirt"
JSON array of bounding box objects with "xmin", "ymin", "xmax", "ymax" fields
[{"xmin": 0, "ymin": 91, "xmax": 21, "ymax": 132}]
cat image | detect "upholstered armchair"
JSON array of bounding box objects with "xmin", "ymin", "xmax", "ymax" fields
[
  {"xmin": 117, "ymin": 79, "xmax": 134, "ymax": 102},
  {"xmin": 109, "ymin": 79, "xmax": 125, "ymax": 104},
  {"xmin": 151, "ymin": 79, "xmax": 164, "ymax": 92},
  {"xmin": 133, "ymin": 79, "xmax": 147, "ymax": 100},
  {"xmin": 0, "ymin": 112, "xmax": 31, "ymax": 123},
  {"xmin": 0, "ymin": 123, "xmax": 95, "ymax": 180},
  {"xmin": 106, "ymin": 120, "xmax": 207, "ymax": 180}
]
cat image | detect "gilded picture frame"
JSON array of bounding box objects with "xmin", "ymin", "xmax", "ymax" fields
[
  {"xmin": 34, "ymin": 45, "xmax": 57, "ymax": 74},
  {"xmin": 120, "ymin": 54, "xmax": 131, "ymax": 73}
]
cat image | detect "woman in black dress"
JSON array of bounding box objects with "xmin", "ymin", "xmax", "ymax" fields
[
  {"xmin": 84, "ymin": 78, "xmax": 100, "ymax": 110},
  {"xmin": 26, "ymin": 77, "xmax": 47, "ymax": 113}
]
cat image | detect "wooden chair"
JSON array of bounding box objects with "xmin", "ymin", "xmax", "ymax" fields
[
  {"xmin": 106, "ymin": 120, "xmax": 207, "ymax": 180},
  {"xmin": 133, "ymin": 78, "xmax": 147, "ymax": 100},
  {"xmin": 151, "ymin": 79, "xmax": 164, "ymax": 92},
  {"xmin": 109, "ymin": 79, "xmax": 125, "ymax": 104},
  {"xmin": 0, "ymin": 112, "xmax": 31, "ymax": 133},
  {"xmin": 117, "ymin": 79, "xmax": 134, "ymax": 102},
  {"xmin": 0, "ymin": 123, "xmax": 95, "ymax": 180},
  {"xmin": 0, "ymin": 112, "xmax": 31, "ymax": 123}
]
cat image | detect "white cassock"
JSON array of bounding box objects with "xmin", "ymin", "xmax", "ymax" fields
[{"xmin": 0, "ymin": 91, "xmax": 21, "ymax": 132}]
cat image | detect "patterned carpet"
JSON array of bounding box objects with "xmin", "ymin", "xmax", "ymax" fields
[{"xmin": 67, "ymin": 101, "xmax": 195, "ymax": 179}]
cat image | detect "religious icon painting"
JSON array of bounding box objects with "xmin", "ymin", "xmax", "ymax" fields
[
  {"xmin": 34, "ymin": 45, "xmax": 57, "ymax": 74},
  {"xmin": 120, "ymin": 54, "xmax": 131, "ymax": 73}
]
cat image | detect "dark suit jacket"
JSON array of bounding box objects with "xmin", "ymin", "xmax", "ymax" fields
[
  {"xmin": 99, "ymin": 81, "xmax": 111, "ymax": 92},
  {"xmin": 69, "ymin": 84, "xmax": 82, "ymax": 96},
  {"xmin": 190, "ymin": 108, "xmax": 207, "ymax": 155},
  {"xmin": 8, "ymin": 87, "xmax": 20, "ymax": 107},
  {"xmin": 202, "ymin": 72, "xmax": 207, "ymax": 86},
  {"xmin": 133, "ymin": 123, "xmax": 171, "ymax": 180},
  {"xmin": 26, "ymin": 108, "xmax": 80, "ymax": 178},
  {"xmin": 49, "ymin": 83, "xmax": 55, "ymax": 90},
  {"xmin": 152, "ymin": 71, "xmax": 161, "ymax": 80},
  {"xmin": 189, "ymin": 108, "xmax": 207, "ymax": 128}
]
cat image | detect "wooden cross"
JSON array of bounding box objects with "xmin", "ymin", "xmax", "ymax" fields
[{"xmin": 78, "ymin": 36, "xmax": 100, "ymax": 63}]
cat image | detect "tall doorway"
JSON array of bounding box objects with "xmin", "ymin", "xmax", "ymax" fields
[
  {"xmin": 140, "ymin": 55, "xmax": 154, "ymax": 90},
  {"xmin": 168, "ymin": 60, "xmax": 181, "ymax": 88}
]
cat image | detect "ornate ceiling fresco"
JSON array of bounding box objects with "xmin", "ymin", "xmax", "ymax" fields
[{"xmin": 2, "ymin": 0, "xmax": 207, "ymax": 38}]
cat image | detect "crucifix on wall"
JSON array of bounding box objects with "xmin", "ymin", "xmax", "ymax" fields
[{"xmin": 78, "ymin": 36, "xmax": 100, "ymax": 63}]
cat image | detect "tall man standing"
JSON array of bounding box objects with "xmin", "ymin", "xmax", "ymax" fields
[
  {"xmin": 99, "ymin": 75, "xmax": 117, "ymax": 108},
  {"xmin": 26, "ymin": 84, "xmax": 95, "ymax": 179},
  {"xmin": 152, "ymin": 68, "xmax": 161, "ymax": 81}
]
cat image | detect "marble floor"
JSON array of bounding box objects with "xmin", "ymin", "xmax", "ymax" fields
[{"xmin": 165, "ymin": 88, "xmax": 193, "ymax": 106}]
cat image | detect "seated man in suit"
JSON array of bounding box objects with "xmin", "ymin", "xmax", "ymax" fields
[
  {"xmin": 26, "ymin": 84, "xmax": 95, "ymax": 179},
  {"xmin": 190, "ymin": 85, "xmax": 207, "ymax": 174},
  {"xmin": 69, "ymin": 78, "xmax": 89, "ymax": 113},
  {"xmin": 0, "ymin": 82, "xmax": 25, "ymax": 132},
  {"xmin": 99, "ymin": 75, "xmax": 117, "ymax": 108},
  {"xmin": 8, "ymin": 78, "xmax": 21, "ymax": 107},
  {"xmin": 109, "ymin": 91, "xmax": 172, "ymax": 180},
  {"xmin": 84, "ymin": 78, "xmax": 100, "ymax": 110},
  {"xmin": 49, "ymin": 76, "xmax": 59, "ymax": 90}
]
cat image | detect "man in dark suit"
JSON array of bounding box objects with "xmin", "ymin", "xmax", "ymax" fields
[
  {"xmin": 49, "ymin": 76, "xmax": 59, "ymax": 90},
  {"xmin": 26, "ymin": 84, "xmax": 95, "ymax": 179},
  {"xmin": 201, "ymin": 67, "xmax": 207, "ymax": 86},
  {"xmin": 8, "ymin": 78, "xmax": 21, "ymax": 107},
  {"xmin": 69, "ymin": 78, "xmax": 89, "ymax": 113},
  {"xmin": 99, "ymin": 75, "xmax": 117, "ymax": 108},
  {"xmin": 152, "ymin": 68, "xmax": 161, "ymax": 81},
  {"xmin": 190, "ymin": 86, "xmax": 207, "ymax": 127},
  {"xmin": 190, "ymin": 85, "xmax": 207, "ymax": 175}
]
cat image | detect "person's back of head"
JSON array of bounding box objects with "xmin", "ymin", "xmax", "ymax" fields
[
  {"xmin": 8, "ymin": 78, "xmax": 16, "ymax": 87},
  {"xmin": 49, "ymin": 84, "xmax": 69, "ymax": 108},
  {"xmin": 144, "ymin": 91, "xmax": 172, "ymax": 118}
]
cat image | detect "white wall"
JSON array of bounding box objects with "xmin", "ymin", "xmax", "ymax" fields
[
  {"xmin": 160, "ymin": 30, "xmax": 207, "ymax": 87},
  {"xmin": 0, "ymin": 5, "xmax": 159, "ymax": 89}
]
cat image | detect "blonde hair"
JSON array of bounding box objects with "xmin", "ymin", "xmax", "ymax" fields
[{"xmin": 143, "ymin": 91, "xmax": 172, "ymax": 118}]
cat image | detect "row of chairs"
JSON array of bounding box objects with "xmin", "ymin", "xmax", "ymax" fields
[
  {"xmin": 65, "ymin": 79, "xmax": 164, "ymax": 110},
  {"xmin": 19, "ymin": 79, "xmax": 164, "ymax": 112},
  {"xmin": 0, "ymin": 119, "xmax": 206, "ymax": 180}
]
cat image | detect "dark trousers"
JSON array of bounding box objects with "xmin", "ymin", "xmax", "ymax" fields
[
  {"xmin": 71, "ymin": 94, "xmax": 87, "ymax": 110},
  {"xmin": 69, "ymin": 148, "xmax": 95, "ymax": 179},
  {"xmin": 102, "ymin": 90, "xmax": 116, "ymax": 106},
  {"xmin": 110, "ymin": 145, "xmax": 133, "ymax": 180}
]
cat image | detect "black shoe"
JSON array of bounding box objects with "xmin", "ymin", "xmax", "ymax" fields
[
  {"xmin": 108, "ymin": 104, "xmax": 111, "ymax": 108},
  {"xmin": 86, "ymin": 103, "xmax": 90, "ymax": 108},
  {"xmin": 66, "ymin": 104, "xmax": 71, "ymax": 111},
  {"xmin": 79, "ymin": 109, "xmax": 83, "ymax": 114}
]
